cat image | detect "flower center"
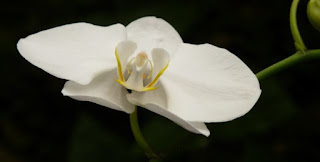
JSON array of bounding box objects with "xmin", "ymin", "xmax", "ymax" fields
[
  {"xmin": 122, "ymin": 52, "xmax": 154, "ymax": 91},
  {"xmin": 135, "ymin": 52, "xmax": 148, "ymax": 67},
  {"xmin": 115, "ymin": 41, "xmax": 170, "ymax": 92},
  {"xmin": 126, "ymin": 52, "xmax": 153, "ymax": 79}
]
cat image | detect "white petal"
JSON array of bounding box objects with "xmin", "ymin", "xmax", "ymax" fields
[
  {"xmin": 160, "ymin": 43, "xmax": 261, "ymax": 122},
  {"xmin": 116, "ymin": 40, "xmax": 137, "ymax": 74},
  {"xmin": 150, "ymin": 48, "xmax": 170, "ymax": 83},
  {"xmin": 62, "ymin": 69, "xmax": 135, "ymax": 113},
  {"xmin": 126, "ymin": 82, "xmax": 210, "ymax": 136},
  {"xmin": 17, "ymin": 23, "xmax": 126, "ymax": 85},
  {"xmin": 126, "ymin": 16, "xmax": 183, "ymax": 55}
]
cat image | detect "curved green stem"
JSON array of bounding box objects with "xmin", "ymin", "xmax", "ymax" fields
[
  {"xmin": 256, "ymin": 49, "xmax": 320, "ymax": 80},
  {"xmin": 130, "ymin": 106, "xmax": 159, "ymax": 161},
  {"xmin": 290, "ymin": 0, "xmax": 307, "ymax": 52}
]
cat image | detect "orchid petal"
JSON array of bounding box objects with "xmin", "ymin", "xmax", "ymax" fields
[
  {"xmin": 126, "ymin": 16, "xmax": 183, "ymax": 55},
  {"xmin": 115, "ymin": 41, "xmax": 137, "ymax": 81},
  {"xmin": 159, "ymin": 43, "xmax": 261, "ymax": 122},
  {"xmin": 127, "ymin": 82, "xmax": 210, "ymax": 136},
  {"xmin": 17, "ymin": 23, "xmax": 126, "ymax": 85},
  {"xmin": 62, "ymin": 70, "xmax": 135, "ymax": 113},
  {"xmin": 147, "ymin": 48, "xmax": 170, "ymax": 87}
]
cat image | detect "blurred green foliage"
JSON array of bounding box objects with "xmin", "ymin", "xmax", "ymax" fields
[{"xmin": 1, "ymin": 0, "xmax": 320, "ymax": 161}]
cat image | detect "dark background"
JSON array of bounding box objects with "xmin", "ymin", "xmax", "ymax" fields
[{"xmin": 1, "ymin": 0, "xmax": 320, "ymax": 161}]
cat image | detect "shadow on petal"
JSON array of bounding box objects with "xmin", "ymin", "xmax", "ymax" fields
[{"xmin": 62, "ymin": 69, "xmax": 135, "ymax": 113}]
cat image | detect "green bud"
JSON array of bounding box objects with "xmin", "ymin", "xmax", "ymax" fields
[{"xmin": 307, "ymin": 0, "xmax": 320, "ymax": 32}]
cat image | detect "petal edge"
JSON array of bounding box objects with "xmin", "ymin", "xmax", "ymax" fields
[{"xmin": 17, "ymin": 23, "xmax": 126, "ymax": 85}]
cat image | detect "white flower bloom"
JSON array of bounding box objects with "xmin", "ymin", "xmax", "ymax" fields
[{"xmin": 17, "ymin": 16, "xmax": 261, "ymax": 137}]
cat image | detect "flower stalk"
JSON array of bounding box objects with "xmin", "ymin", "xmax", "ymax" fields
[
  {"xmin": 290, "ymin": 0, "xmax": 307, "ymax": 53},
  {"xmin": 130, "ymin": 106, "xmax": 159, "ymax": 161},
  {"xmin": 257, "ymin": 0, "xmax": 320, "ymax": 80},
  {"xmin": 256, "ymin": 49, "xmax": 320, "ymax": 80}
]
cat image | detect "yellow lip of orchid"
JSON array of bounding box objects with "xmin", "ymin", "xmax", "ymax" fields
[{"xmin": 115, "ymin": 47, "xmax": 169, "ymax": 92}]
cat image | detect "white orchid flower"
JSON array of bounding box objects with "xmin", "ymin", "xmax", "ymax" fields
[{"xmin": 17, "ymin": 16, "xmax": 261, "ymax": 137}]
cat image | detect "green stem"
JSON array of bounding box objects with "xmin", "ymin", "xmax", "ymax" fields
[
  {"xmin": 290, "ymin": 0, "xmax": 307, "ymax": 52},
  {"xmin": 130, "ymin": 106, "xmax": 159, "ymax": 161},
  {"xmin": 256, "ymin": 49, "xmax": 320, "ymax": 80}
]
